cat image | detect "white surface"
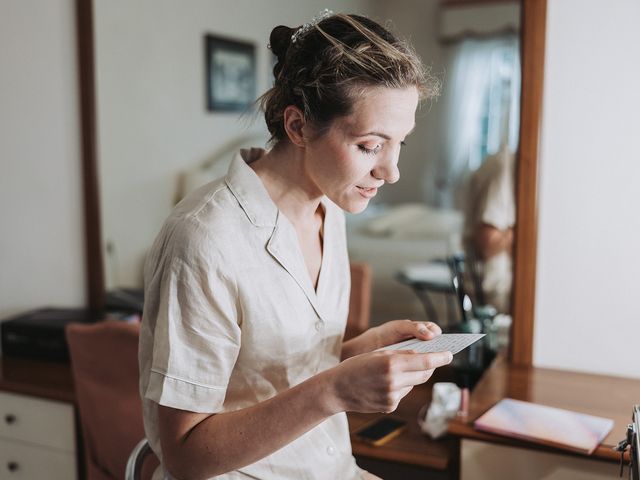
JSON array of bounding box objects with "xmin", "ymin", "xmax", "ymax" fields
[
  {"xmin": 370, "ymin": 0, "xmax": 445, "ymax": 206},
  {"xmin": 0, "ymin": 391, "xmax": 77, "ymax": 479},
  {"xmin": 0, "ymin": 437, "xmax": 77, "ymax": 480},
  {"xmin": 381, "ymin": 333, "xmax": 485, "ymax": 355},
  {"xmin": 0, "ymin": 0, "xmax": 86, "ymax": 319},
  {"xmin": 401, "ymin": 262, "xmax": 452, "ymax": 285},
  {"xmin": 533, "ymin": 0, "xmax": 640, "ymax": 378},
  {"xmin": 0, "ymin": 391, "xmax": 76, "ymax": 452},
  {"xmin": 461, "ymin": 439, "xmax": 617, "ymax": 480}
]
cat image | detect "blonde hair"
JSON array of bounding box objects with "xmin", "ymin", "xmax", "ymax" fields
[{"xmin": 260, "ymin": 13, "xmax": 439, "ymax": 145}]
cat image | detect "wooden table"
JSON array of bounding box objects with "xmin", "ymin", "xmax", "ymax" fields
[
  {"xmin": 0, "ymin": 355, "xmax": 76, "ymax": 403},
  {"xmin": 448, "ymin": 356, "xmax": 640, "ymax": 464}
]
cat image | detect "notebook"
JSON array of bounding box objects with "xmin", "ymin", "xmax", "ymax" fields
[{"xmin": 473, "ymin": 398, "xmax": 614, "ymax": 455}]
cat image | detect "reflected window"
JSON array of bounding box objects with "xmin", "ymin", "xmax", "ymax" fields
[
  {"xmin": 437, "ymin": 35, "xmax": 520, "ymax": 208},
  {"xmin": 478, "ymin": 41, "xmax": 520, "ymax": 167}
]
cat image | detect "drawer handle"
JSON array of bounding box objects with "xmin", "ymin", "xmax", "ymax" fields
[
  {"xmin": 4, "ymin": 414, "xmax": 16, "ymax": 425},
  {"xmin": 7, "ymin": 461, "xmax": 19, "ymax": 472}
]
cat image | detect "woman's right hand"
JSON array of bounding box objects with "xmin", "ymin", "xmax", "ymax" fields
[{"xmin": 325, "ymin": 349, "xmax": 453, "ymax": 414}]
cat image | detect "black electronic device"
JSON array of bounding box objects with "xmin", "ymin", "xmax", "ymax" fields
[
  {"xmin": 616, "ymin": 405, "xmax": 639, "ymax": 479},
  {"xmin": 353, "ymin": 417, "xmax": 407, "ymax": 446},
  {"xmin": 105, "ymin": 288, "xmax": 144, "ymax": 314},
  {"xmin": 0, "ymin": 308, "xmax": 101, "ymax": 362}
]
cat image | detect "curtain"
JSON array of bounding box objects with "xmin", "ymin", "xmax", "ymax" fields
[{"xmin": 431, "ymin": 34, "xmax": 520, "ymax": 209}]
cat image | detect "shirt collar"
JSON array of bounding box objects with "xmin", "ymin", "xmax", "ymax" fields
[{"xmin": 225, "ymin": 148, "xmax": 278, "ymax": 227}]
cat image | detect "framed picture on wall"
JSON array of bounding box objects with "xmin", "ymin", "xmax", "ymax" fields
[{"xmin": 205, "ymin": 34, "xmax": 256, "ymax": 112}]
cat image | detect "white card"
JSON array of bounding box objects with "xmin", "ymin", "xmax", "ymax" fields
[{"xmin": 379, "ymin": 333, "xmax": 486, "ymax": 355}]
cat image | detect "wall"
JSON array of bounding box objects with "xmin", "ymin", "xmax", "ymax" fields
[
  {"xmin": 95, "ymin": 0, "xmax": 371, "ymax": 288},
  {"xmin": 533, "ymin": 0, "xmax": 640, "ymax": 378},
  {"xmin": 0, "ymin": 0, "xmax": 86, "ymax": 319},
  {"xmin": 369, "ymin": 0, "xmax": 445, "ymax": 207}
]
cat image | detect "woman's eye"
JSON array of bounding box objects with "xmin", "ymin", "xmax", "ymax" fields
[{"xmin": 358, "ymin": 144, "xmax": 381, "ymax": 155}]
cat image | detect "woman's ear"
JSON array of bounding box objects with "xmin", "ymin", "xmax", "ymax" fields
[{"xmin": 282, "ymin": 105, "xmax": 306, "ymax": 148}]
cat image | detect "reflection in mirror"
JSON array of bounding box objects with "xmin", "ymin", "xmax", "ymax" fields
[
  {"xmin": 95, "ymin": 1, "xmax": 520, "ymax": 347},
  {"xmin": 343, "ymin": 1, "xmax": 521, "ymax": 350}
]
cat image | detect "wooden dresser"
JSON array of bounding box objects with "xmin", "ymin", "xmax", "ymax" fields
[{"xmin": 0, "ymin": 356, "xmax": 78, "ymax": 479}]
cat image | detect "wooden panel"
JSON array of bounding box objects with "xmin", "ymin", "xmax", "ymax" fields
[
  {"xmin": 0, "ymin": 357, "xmax": 75, "ymax": 404},
  {"xmin": 0, "ymin": 437, "xmax": 77, "ymax": 480},
  {"xmin": 460, "ymin": 439, "xmax": 619, "ymax": 480},
  {"xmin": 0, "ymin": 391, "xmax": 75, "ymax": 453},
  {"xmin": 76, "ymin": 0, "xmax": 105, "ymax": 311},
  {"xmin": 510, "ymin": 0, "xmax": 547, "ymax": 366}
]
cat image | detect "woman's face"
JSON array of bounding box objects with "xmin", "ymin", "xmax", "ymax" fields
[{"xmin": 303, "ymin": 86, "xmax": 419, "ymax": 214}]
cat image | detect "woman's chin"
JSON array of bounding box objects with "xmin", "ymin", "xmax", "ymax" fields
[{"xmin": 341, "ymin": 198, "xmax": 370, "ymax": 214}]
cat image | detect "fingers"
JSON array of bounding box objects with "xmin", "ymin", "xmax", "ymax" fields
[
  {"xmin": 392, "ymin": 319, "xmax": 442, "ymax": 341},
  {"xmin": 414, "ymin": 321, "xmax": 442, "ymax": 340},
  {"xmin": 394, "ymin": 369, "xmax": 435, "ymax": 388},
  {"xmin": 382, "ymin": 385, "xmax": 413, "ymax": 413},
  {"xmin": 392, "ymin": 350, "xmax": 453, "ymax": 371}
]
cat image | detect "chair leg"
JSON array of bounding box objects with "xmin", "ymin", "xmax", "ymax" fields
[{"xmin": 125, "ymin": 439, "xmax": 153, "ymax": 480}]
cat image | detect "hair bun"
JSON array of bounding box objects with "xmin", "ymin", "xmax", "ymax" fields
[{"xmin": 269, "ymin": 25, "xmax": 294, "ymax": 60}]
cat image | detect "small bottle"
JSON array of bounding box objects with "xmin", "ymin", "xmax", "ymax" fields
[{"xmin": 457, "ymin": 387, "xmax": 470, "ymax": 417}]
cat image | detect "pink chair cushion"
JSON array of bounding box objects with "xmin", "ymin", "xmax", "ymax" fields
[{"xmin": 66, "ymin": 320, "xmax": 151, "ymax": 479}]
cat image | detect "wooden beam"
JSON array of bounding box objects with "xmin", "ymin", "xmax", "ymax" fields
[
  {"xmin": 76, "ymin": 0, "xmax": 104, "ymax": 312},
  {"xmin": 510, "ymin": 0, "xmax": 547, "ymax": 366}
]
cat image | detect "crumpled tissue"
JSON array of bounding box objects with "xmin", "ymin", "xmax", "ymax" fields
[{"xmin": 418, "ymin": 382, "xmax": 461, "ymax": 439}]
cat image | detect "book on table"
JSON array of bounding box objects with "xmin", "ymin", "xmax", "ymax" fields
[{"xmin": 473, "ymin": 398, "xmax": 614, "ymax": 455}]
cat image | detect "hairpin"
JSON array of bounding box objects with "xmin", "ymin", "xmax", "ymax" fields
[{"xmin": 291, "ymin": 9, "xmax": 334, "ymax": 44}]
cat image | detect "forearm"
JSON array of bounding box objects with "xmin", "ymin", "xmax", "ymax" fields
[
  {"xmin": 341, "ymin": 327, "xmax": 380, "ymax": 360},
  {"xmin": 163, "ymin": 371, "xmax": 340, "ymax": 480},
  {"xmin": 476, "ymin": 224, "xmax": 513, "ymax": 259}
]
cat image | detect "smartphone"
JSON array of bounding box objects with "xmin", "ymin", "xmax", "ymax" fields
[{"xmin": 353, "ymin": 417, "xmax": 407, "ymax": 446}]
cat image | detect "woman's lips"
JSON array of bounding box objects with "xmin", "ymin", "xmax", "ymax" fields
[{"xmin": 356, "ymin": 186, "xmax": 378, "ymax": 198}]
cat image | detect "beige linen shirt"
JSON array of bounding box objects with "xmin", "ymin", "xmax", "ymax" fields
[
  {"xmin": 463, "ymin": 145, "xmax": 516, "ymax": 313},
  {"xmin": 139, "ymin": 148, "xmax": 364, "ymax": 480}
]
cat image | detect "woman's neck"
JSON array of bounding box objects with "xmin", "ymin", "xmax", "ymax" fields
[{"xmin": 250, "ymin": 143, "xmax": 324, "ymax": 226}]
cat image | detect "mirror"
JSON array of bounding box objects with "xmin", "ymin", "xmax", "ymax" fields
[{"xmin": 82, "ymin": 0, "xmax": 544, "ymax": 363}]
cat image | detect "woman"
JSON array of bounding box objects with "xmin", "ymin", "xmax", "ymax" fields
[{"xmin": 139, "ymin": 11, "xmax": 451, "ymax": 480}]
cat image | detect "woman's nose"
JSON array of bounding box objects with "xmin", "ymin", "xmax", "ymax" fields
[{"xmin": 372, "ymin": 151, "xmax": 400, "ymax": 184}]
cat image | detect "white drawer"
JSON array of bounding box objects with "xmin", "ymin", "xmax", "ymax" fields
[
  {"xmin": 0, "ymin": 437, "xmax": 76, "ymax": 480},
  {"xmin": 0, "ymin": 391, "xmax": 75, "ymax": 452}
]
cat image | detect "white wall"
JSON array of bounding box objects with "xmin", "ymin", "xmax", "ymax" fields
[
  {"xmin": 95, "ymin": 0, "xmax": 371, "ymax": 288},
  {"xmin": 533, "ymin": 0, "xmax": 640, "ymax": 378},
  {"xmin": 369, "ymin": 0, "xmax": 445, "ymax": 207},
  {"xmin": 0, "ymin": 0, "xmax": 86, "ymax": 319}
]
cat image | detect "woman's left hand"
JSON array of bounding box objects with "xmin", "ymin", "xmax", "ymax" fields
[
  {"xmin": 370, "ymin": 319, "xmax": 442, "ymax": 351},
  {"xmin": 341, "ymin": 319, "xmax": 442, "ymax": 360}
]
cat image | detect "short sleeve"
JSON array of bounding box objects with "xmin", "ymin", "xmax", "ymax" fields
[
  {"xmin": 142, "ymin": 223, "xmax": 241, "ymax": 414},
  {"xmin": 479, "ymin": 158, "xmax": 516, "ymax": 231}
]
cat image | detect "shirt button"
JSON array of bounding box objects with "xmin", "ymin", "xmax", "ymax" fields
[
  {"xmin": 315, "ymin": 321, "xmax": 323, "ymax": 331},
  {"xmin": 326, "ymin": 445, "xmax": 336, "ymax": 456}
]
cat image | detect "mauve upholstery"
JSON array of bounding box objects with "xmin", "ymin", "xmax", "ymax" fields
[
  {"xmin": 345, "ymin": 262, "xmax": 372, "ymax": 340},
  {"xmin": 66, "ymin": 320, "xmax": 157, "ymax": 480}
]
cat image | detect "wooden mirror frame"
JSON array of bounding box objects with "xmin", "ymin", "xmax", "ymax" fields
[{"xmin": 76, "ymin": 0, "xmax": 546, "ymax": 366}]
